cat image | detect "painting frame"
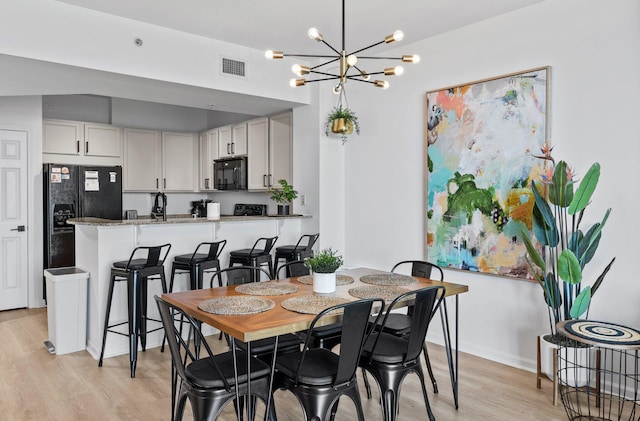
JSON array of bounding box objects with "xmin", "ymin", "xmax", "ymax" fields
[{"xmin": 425, "ymin": 66, "xmax": 550, "ymax": 280}]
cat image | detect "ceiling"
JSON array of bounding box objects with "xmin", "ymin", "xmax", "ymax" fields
[{"xmin": 57, "ymin": 0, "xmax": 545, "ymax": 54}]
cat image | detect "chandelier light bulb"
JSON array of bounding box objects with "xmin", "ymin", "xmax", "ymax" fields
[
  {"xmin": 290, "ymin": 78, "xmax": 306, "ymax": 87},
  {"xmin": 291, "ymin": 64, "xmax": 310, "ymax": 76},
  {"xmin": 265, "ymin": 50, "xmax": 283, "ymax": 59},
  {"xmin": 374, "ymin": 80, "xmax": 389, "ymax": 89},
  {"xmin": 385, "ymin": 30, "xmax": 404, "ymax": 43},
  {"xmin": 307, "ymin": 27, "xmax": 323, "ymax": 42},
  {"xmin": 360, "ymin": 70, "xmax": 371, "ymax": 81},
  {"xmin": 384, "ymin": 66, "xmax": 404, "ymax": 76},
  {"xmin": 402, "ymin": 54, "xmax": 420, "ymax": 63},
  {"xmin": 346, "ymin": 54, "xmax": 358, "ymax": 66}
]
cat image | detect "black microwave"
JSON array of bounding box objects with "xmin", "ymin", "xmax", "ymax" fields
[{"xmin": 214, "ymin": 157, "xmax": 247, "ymax": 190}]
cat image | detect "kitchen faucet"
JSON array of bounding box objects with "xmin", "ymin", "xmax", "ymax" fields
[{"xmin": 151, "ymin": 192, "xmax": 167, "ymax": 221}]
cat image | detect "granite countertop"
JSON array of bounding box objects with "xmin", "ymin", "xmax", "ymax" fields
[{"xmin": 68, "ymin": 214, "xmax": 309, "ymax": 226}]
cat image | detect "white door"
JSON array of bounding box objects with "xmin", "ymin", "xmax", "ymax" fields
[{"xmin": 0, "ymin": 129, "xmax": 28, "ymax": 310}]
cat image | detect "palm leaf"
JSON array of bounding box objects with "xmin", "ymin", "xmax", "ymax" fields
[
  {"xmin": 531, "ymin": 181, "xmax": 559, "ymax": 246},
  {"xmin": 550, "ymin": 161, "xmax": 573, "ymax": 207},
  {"xmin": 543, "ymin": 272, "xmax": 562, "ymax": 309},
  {"xmin": 591, "ymin": 257, "xmax": 616, "ymax": 296},
  {"xmin": 570, "ymin": 286, "xmax": 591, "ymax": 319},
  {"xmin": 520, "ymin": 227, "xmax": 546, "ymax": 271},
  {"xmin": 558, "ymin": 250, "xmax": 582, "ymax": 285},
  {"xmin": 568, "ymin": 163, "xmax": 600, "ymax": 215}
]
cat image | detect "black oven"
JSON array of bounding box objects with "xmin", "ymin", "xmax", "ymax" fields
[{"xmin": 214, "ymin": 157, "xmax": 247, "ymax": 190}]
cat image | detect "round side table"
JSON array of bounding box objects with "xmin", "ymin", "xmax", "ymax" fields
[{"xmin": 556, "ymin": 320, "xmax": 640, "ymax": 421}]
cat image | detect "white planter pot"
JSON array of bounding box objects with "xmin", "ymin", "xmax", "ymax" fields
[
  {"xmin": 313, "ymin": 272, "xmax": 336, "ymax": 293},
  {"xmin": 540, "ymin": 335, "xmax": 593, "ymax": 387}
]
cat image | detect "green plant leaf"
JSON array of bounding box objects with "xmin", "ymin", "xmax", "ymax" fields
[
  {"xmin": 520, "ymin": 227, "xmax": 546, "ymax": 271},
  {"xmin": 558, "ymin": 250, "xmax": 582, "ymax": 284},
  {"xmin": 568, "ymin": 163, "xmax": 600, "ymax": 215},
  {"xmin": 570, "ymin": 286, "xmax": 591, "ymax": 318},
  {"xmin": 531, "ymin": 181, "xmax": 559, "ymax": 246},
  {"xmin": 591, "ymin": 257, "xmax": 615, "ymax": 296},
  {"xmin": 543, "ymin": 272, "xmax": 562, "ymax": 309},
  {"xmin": 550, "ymin": 161, "xmax": 573, "ymax": 207}
]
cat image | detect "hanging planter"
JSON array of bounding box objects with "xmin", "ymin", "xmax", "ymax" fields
[{"xmin": 325, "ymin": 106, "xmax": 360, "ymax": 144}]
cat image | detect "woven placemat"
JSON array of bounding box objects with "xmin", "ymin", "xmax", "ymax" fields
[
  {"xmin": 296, "ymin": 275, "xmax": 354, "ymax": 286},
  {"xmin": 198, "ymin": 296, "xmax": 275, "ymax": 315},
  {"xmin": 359, "ymin": 273, "xmax": 417, "ymax": 286},
  {"xmin": 281, "ymin": 295, "xmax": 349, "ymax": 315},
  {"xmin": 235, "ymin": 281, "xmax": 299, "ymax": 296},
  {"xmin": 348, "ymin": 285, "xmax": 411, "ymax": 302}
]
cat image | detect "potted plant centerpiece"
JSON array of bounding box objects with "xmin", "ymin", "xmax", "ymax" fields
[
  {"xmin": 519, "ymin": 149, "xmax": 615, "ymax": 386},
  {"xmin": 267, "ymin": 179, "xmax": 298, "ymax": 215},
  {"xmin": 305, "ymin": 248, "xmax": 343, "ymax": 293},
  {"xmin": 325, "ymin": 106, "xmax": 360, "ymax": 144}
]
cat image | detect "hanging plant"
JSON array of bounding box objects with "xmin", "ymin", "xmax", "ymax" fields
[{"xmin": 325, "ymin": 106, "xmax": 360, "ymax": 144}]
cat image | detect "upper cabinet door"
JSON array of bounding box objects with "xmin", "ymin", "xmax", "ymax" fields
[
  {"xmin": 218, "ymin": 125, "xmax": 233, "ymax": 158},
  {"xmin": 43, "ymin": 119, "xmax": 82, "ymax": 155},
  {"xmin": 123, "ymin": 128, "xmax": 162, "ymax": 191},
  {"xmin": 246, "ymin": 118, "xmax": 269, "ymax": 189},
  {"xmin": 162, "ymin": 132, "xmax": 196, "ymax": 192},
  {"xmin": 84, "ymin": 123, "xmax": 122, "ymax": 157},
  {"xmin": 269, "ymin": 112, "xmax": 293, "ymax": 186},
  {"xmin": 231, "ymin": 122, "xmax": 248, "ymax": 156}
]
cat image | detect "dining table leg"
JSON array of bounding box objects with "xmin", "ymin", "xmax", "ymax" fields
[{"xmin": 439, "ymin": 295, "xmax": 459, "ymax": 409}]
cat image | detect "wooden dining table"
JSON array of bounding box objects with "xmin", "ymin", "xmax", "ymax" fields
[{"xmin": 161, "ymin": 267, "xmax": 469, "ymax": 414}]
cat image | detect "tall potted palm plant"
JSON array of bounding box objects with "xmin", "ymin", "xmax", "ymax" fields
[{"xmin": 519, "ymin": 150, "xmax": 615, "ymax": 384}]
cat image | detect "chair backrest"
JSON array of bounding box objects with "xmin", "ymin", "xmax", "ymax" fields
[
  {"xmin": 391, "ymin": 260, "xmax": 443, "ymax": 282},
  {"xmin": 210, "ymin": 265, "xmax": 274, "ymax": 287},
  {"xmin": 293, "ymin": 233, "xmax": 320, "ymax": 253},
  {"xmin": 154, "ymin": 296, "xmax": 231, "ymax": 391},
  {"xmin": 126, "ymin": 243, "xmax": 172, "ymax": 268},
  {"xmin": 191, "ymin": 239, "xmax": 227, "ymax": 262},
  {"xmin": 370, "ymin": 286, "xmax": 445, "ymax": 364},
  {"xmin": 276, "ymin": 260, "xmax": 311, "ymax": 279},
  {"xmin": 296, "ymin": 298, "xmax": 383, "ymax": 387},
  {"xmin": 249, "ymin": 236, "xmax": 279, "ymax": 255}
]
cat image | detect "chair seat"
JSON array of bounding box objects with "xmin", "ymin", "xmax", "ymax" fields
[
  {"xmin": 185, "ymin": 350, "xmax": 271, "ymax": 389},
  {"xmin": 229, "ymin": 249, "xmax": 269, "ymax": 258},
  {"xmin": 369, "ymin": 313, "xmax": 411, "ymax": 337},
  {"xmin": 113, "ymin": 258, "xmax": 151, "ymax": 270},
  {"xmin": 276, "ymin": 348, "xmax": 339, "ymax": 386},
  {"xmin": 236, "ymin": 333, "xmax": 302, "ymax": 355},
  {"xmin": 174, "ymin": 253, "xmax": 216, "ymax": 264},
  {"xmin": 361, "ymin": 332, "xmax": 411, "ymax": 364}
]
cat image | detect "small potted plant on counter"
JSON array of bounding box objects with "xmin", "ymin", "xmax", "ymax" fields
[
  {"xmin": 305, "ymin": 248, "xmax": 343, "ymax": 293},
  {"xmin": 267, "ymin": 179, "xmax": 298, "ymax": 215}
]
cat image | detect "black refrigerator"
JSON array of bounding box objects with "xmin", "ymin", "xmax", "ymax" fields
[{"xmin": 43, "ymin": 164, "xmax": 123, "ymax": 272}]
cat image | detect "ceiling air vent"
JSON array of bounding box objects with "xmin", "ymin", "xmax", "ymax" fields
[{"xmin": 221, "ymin": 57, "xmax": 246, "ymax": 78}]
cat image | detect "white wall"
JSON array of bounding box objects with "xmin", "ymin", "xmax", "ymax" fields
[{"xmin": 324, "ymin": 0, "xmax": 640, "ymax": 370}]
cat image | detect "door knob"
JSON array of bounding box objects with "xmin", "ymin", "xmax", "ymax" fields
[{"xmin": 10, "ymin": 225, "xmax": 25, "ymax": 232}]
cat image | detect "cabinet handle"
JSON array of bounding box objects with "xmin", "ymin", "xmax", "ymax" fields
[
  {"xmin": 85, "ymin": 142, "xmax": 89, "ymax": 154},
  {"xmin": 269, "ymin": 174, "xmax": 273, "ymax": 187},
  {"xmin": 76, "ymin": 140, "xmax": 80, "ymax": 154},
  {"xmin": 205, "ymin": 178, "xmax": 209, "ymax": 189},
  {"xmin": 231, "ymin": 143, "xmax": 235, "ymax": 155},
  {"xmin": 227, "ymin": 143, "xmax": 230, "ymax": 154},
  {"xmin": 163, "ymin": 178, "xmax": 167, "ymax": 189},
  {"xmin": 263, "ymin": 175, "xmax": 267, "ymax": 187},
  {"xmin": 156, "ymin": 178, "xmax": 159, "ymax": 188}
]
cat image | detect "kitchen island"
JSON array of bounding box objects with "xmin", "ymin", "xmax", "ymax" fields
[{"xmin": 68, "ymin": 214, "xmax": 310, "ymax": 360}]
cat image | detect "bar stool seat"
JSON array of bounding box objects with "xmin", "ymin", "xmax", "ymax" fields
[
  {"xmin": 274, "ymin": 233, "xmax": 319, "ymax": 276},
  {"xmin": 169, "ymin": 240, "xmax": 226, "ymax": 292},
  {"xmin": 99, "ymin": 243, "xmax": 171, "ymax": 378},
  {"xmin": 228, "ymin": 236, "xmax": 278, "ymax": 281}
]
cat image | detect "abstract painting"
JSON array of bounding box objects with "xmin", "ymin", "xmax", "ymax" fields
[{"xmin": 425, "ymin": 67, "xmax": 549, "ymax": 280}]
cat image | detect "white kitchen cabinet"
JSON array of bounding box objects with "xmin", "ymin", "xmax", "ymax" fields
[
  {"xmin": 123, "ymin": 129, "xmax": 196, "ymax": 192},
  {"xmin": 123, "ymin": 128, "xmax": 162, "ymax": 191},
  {"xmin": 162, "ymin": 132, "xmax": 196, "ymax": 192},
  {"xmin": 199, "ymin": 128, "xmax": 218, "ymax": 191},
  {"xmin": 247, "ymin": 113, "xmax": 292, "ymax": 190},
  {"xmin": 218, "ymin": 122, "xmax": 247, "ymax": 158},
  {"xmin": 43, "ymin": 119, "xmax": 122, "ymax": 165}
]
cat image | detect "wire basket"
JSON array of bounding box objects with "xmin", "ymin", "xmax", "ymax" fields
[{"xmin": 557, "ymin": 320, "xmax": 640, "ymax": 421}]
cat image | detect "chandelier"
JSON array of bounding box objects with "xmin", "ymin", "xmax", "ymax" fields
[{"xmin": 264, "ymin": 0, "xmax": 420, "ymax": 94}]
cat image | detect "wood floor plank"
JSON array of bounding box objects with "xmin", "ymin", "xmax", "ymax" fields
[{"xmin": 0, "ymin": 308, "xmax": 568, "ymax": 420}]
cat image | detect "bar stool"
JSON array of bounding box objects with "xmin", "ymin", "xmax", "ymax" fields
[
  {"xmin": 274, "ymin": 233, "xmax": 319, "ymax": 276},
  {"xmin": 98, "ymin": 243, "xmax": 171, "ymax": 378},
  {"xmin": 228, "ymin": 236, "xmax": 278, "ymax": 281},
  {"xmin": 169, "ymin": 240, "xmax": 226, "ymax": 292}
]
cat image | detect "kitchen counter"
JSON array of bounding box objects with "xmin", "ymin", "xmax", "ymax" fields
[{"xmin": 68, "ymin": 214, "xmax": 309, "ymax": 226}]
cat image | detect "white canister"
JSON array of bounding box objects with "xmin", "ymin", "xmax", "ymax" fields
[
  {"xmin": 313, "ymin": 272, "xmax": 337, "ymax": 293},
  {"xmin": 206, "ymin": 202, "xmax": 220, "ymax": 220}
]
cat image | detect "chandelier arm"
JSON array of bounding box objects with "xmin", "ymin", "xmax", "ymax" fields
[
  {"xmin": 303, "ymin": 76, "xmax": 342, "ymax": 83},
  {"xmin": 311, "ymin": 57, "xmax": 341, "ymax": 70},
  {"xmin": 321, "ymin": 39, "xmax": 342, "ymax": 56},
  {"xmin": 310, "ymin": 70, "xmax": 341, "ymax": 77},
  {"xmin": 344, "ymin": 76, "xmax": 377, "ymax": 84},
  {"xmin": 355, "ymin": 56, "xmax": 406, "ymax": 60},
  {"xmin": 283, "ymin": 54, "xmax": 340, "ymax": 59},
  {"xmin": 347, "ymin": 40, "xmax": 386, "ymax": 57}
]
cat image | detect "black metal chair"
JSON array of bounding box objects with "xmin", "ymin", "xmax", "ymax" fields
[
  {"xmin": 210, "ymin": 265, "xmax": 273, "ymax": 288},
  {"xmin": 274, "ymin": 298, "xmax": 384, "ymax": 421},
  {"xmin": 359, "ymin": 286, "xmax": 445, "ymax": 421},
  {"xmin": 274, "ymin": 233, "xmax": 319, "ymax": 276},
  {"xmin": 228, "ymin": 236, "xmax": 278, "ymax": 281},
  {"xmin": 155, "ymin": 296, "xmax": 277, "ymax": 421},
  {"xmin": 169, "ymin": 240, "xmax": 226, "ymax": 291},
  {"xmin": 275, "ymin": 260, "xmax": 310, "ymax": 279},
  {"xmin": 99, "ymin": 243, "xmax": 171, "ymax": 378}
]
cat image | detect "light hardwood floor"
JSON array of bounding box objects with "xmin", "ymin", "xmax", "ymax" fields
[{"xmin": 0, "ymin": 308, "xmax": 568, "ymax": 420}]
